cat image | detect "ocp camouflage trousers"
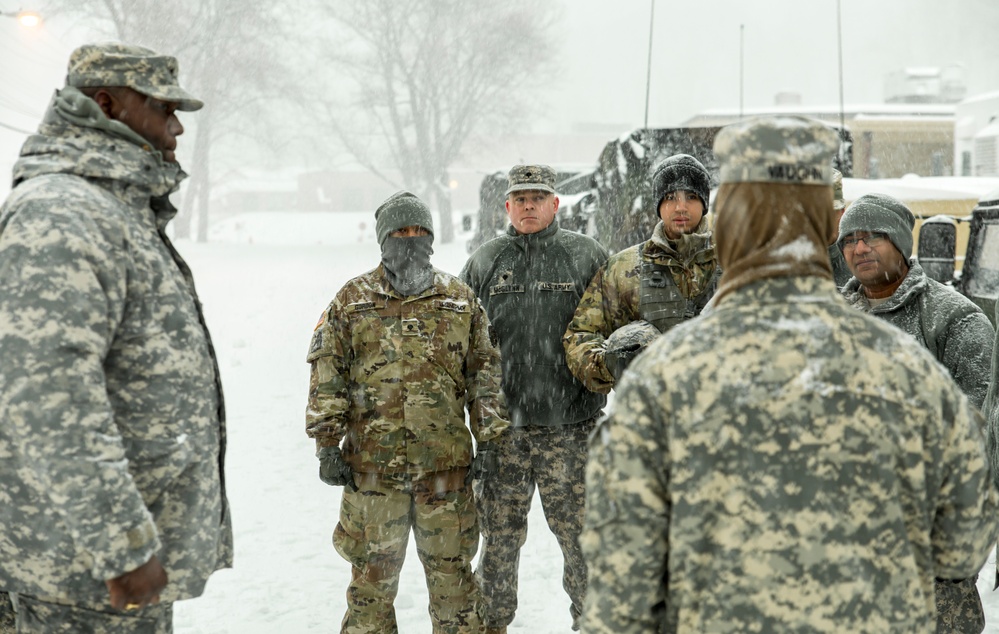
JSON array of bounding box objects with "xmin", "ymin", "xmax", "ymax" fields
[
  {"xmin": 333, "ymin": 469, "xmax": 482, "ymax": 634},
  {"xmin": 474, "ymin": 419, "xmax": 595, "ymax": 630},
  {"xmin": 2, "ymin": 593, "xmax": 172, "ymax": 634},
  {"xmin": 935, "ymin": 576, "xmax": 985, "ymax": 634}
]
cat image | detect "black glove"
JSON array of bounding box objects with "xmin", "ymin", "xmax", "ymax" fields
[
  {"xmin": 317, "ymin": 446, "xmax": 357, "ymax": 491},
  {"xmin": 466, "ymin": 442, "xmax": 498, "ymax": 485},
  {"xmin": 604, "ymin": 320, "xmax": 661, "ymax": 381},
  {"xmin": 604, "ymin": 346, "xmax": 644, "ymax": 382}
]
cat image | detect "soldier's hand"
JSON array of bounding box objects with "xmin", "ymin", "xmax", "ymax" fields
[
  {"xmin": 318, "ymin": 446, "xmax": 357, "ymax": 491},
  {"xmin": 466, "ymin": 442, "xmax": 498, "ymax": 485},
  {"xmin": 604, "ymin": 320, "xmax": 661, "ymax": 381},
  {"xmin": 106, "ymin": 555, "xmax": 168, "ymax": 611}
]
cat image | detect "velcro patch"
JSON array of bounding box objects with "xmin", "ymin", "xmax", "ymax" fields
[
  {"xmin": 346, "ymin": 301, "xmax": 377, "ymax": 313},
  {"xmin": 434, "ymin": 299, "xmax": 469, "ymax": 313},
  {"xmin": 538, "ymin": 282, "xmax": 574, "ymax": 292},
  {"xmin": 489, "ymin": 284, "xmax": 525, "ymax": 296}
]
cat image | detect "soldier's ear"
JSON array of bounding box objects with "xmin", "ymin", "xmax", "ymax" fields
[{"xmin": 90, "ymin": 89, "xmax": 119, "ymax": 120}]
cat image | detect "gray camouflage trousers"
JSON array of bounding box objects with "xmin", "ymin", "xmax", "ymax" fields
[
  {"xmin": 474, "ymin": 419, "xmax": 596, "ymax": 630},
  {"xmin": 333, "ymin": 469, "xmax": 482, "ymax": 634},
  {"xmin": 935, "ymin": 576, "xmax": 985, "ymax": 634},
  {"xmin": 1, "ymin": 592, "xmax": 171, "ymax": 634}
]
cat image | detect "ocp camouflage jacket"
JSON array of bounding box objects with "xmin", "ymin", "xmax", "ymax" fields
[
  {"xmin": 0, "ymin": 88, "xmax": 231, "ymax": 605},
  {"xmin": 306, "ymin": 265, "xmax": 509, "ymax": 475},
  {"xmin": 563, "ymin": 220, "xmax": 718, "ymax": 394}
]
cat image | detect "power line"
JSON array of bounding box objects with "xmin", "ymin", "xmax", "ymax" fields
[{"xmin": 0, "ymin": 119, "xmax": 33, "ymax": 135}]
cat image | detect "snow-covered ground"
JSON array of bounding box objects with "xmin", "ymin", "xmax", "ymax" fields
[{"xmin": 169, "ymin": 211, "xmax": 999, "ymax": 633}]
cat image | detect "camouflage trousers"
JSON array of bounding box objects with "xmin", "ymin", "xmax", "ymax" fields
[
  {"xmin": 333, "ymin": 469, "xmax": 482, "ymax": 634},
  {"xmin": 935, "ymin": 576, "xmax": 984, "ymax": 634},
  {"xmin": 474, "ymin": 419, "xmax": 595, "ymax": 630},
  {"xmin": 1, "ymin": 592, "xmax": 171, "ymax": 634},
  {"xmin": 1, "ymin": 592, "xmax": 13, "ymax": 634}
]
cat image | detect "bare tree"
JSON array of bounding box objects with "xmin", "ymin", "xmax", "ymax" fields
[
  {"xmin": 41, "ymin": 0, "xmax": 300, "ymax": 240},
  {"xmin": 319, "ymin": 0, "xmax": 560, "ymax": 243}
]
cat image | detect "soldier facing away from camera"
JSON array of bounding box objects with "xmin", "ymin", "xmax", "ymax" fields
[
  {"xmin": 306, "ymin": 191, "xmax": 509, "ymax": 633},
  {"xmin": 581, "ymin": 116, "xmax": 999, "ymax": 634}
]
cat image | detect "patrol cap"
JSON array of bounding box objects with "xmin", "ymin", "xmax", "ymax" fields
[
  {"xmin": 713, "ymin": 116, "xmax": 839, "ymax": 186},
  {"xmin": 832, "ymin": 168, "xmax": 845, "ymax": 210},
  {"xmin": 67, "ymin": 42, "xmax": 204, "ymax": 112},
  {"xmin": 505, "ymin": 164, "xmax": 556, "ymax": 196}
]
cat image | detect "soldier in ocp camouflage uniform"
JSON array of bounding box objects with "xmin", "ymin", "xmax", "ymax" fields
[
  {"xmin": 0, "ymin": 43, "xmax": 231, "ymax": 634},
  {"xmin": 563, "ymin": 153, "xmax": 719, "ymax": 393},
  {"xmin": 306, "ymin": 191, "xmax": 509, "ymax": 634},
  {"xmin": 581, "ymin": 116, "xmax": 999, "ymax": 633}
]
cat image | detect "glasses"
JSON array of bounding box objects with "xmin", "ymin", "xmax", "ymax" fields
[{"xmin": 841, "ymin": 233, "xmax": 888, "ymax": 252}]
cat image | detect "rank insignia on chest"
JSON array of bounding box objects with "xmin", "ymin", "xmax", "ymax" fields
[{"xmin": 402, "ymin": 318, "xmax": 421, "ymax": 336}]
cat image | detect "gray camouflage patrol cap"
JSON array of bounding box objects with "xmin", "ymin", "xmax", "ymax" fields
[
  {"xmin": 505, "ymin": 164, "xmax": 557, "ymax": 196},
  {"xmin": 67, "ymin": 42, "xmax": 203, "ymax": 112},
  {"xmin": 832, "ymin": 168, "xmax": 846, "ymax": 210},
  {"xmin": 713, "ymin": 116, "xmax": 839, "ymax": 185}
]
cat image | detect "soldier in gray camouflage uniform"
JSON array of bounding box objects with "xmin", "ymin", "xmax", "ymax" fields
[
  {"xmin": 563, "ymin": 153, "xmax": 719, "ymax": 393},
  {"xmin": 837, "ymin": 193, "xmax": 995, "ymax": 633},
  {"xmin": 460, "ymin": 165, "xmax": 608, "ymax": 633},
  {"xmin": 581, "ymin": 116, "xmax": 999, "ymax": 633},
  {"xmin": 0, "ymin": 43, "xmax": 231, "ymax": 634},
  {"xmin": 306, "ymin": 191, "xmax": 509, "ymax": 634}
]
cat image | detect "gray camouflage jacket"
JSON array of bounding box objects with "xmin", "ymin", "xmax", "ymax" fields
[
  {"xmin": 0, "ymin": 87, "xmax": 232, "ymax": 605},
  {"xmin": 841, "ymin": 260, "xmax": 994, "ymax": 410},
  {"xmin": 582, "ymin": 275, "xmax": 998, "ymax": 633}
]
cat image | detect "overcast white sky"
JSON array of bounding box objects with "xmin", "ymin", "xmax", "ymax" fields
[
  {"xmin": 1, "ymin": 1, "xmax": 998, "ymax": 162},
  {"xmin": 543, "ymin": 0, "xmax": 999, "ymax": 132}
]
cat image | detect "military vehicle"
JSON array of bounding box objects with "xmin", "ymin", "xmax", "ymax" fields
[{"xmin": 918, "ymin": 189, "xmax": 999, "ymax": 325}]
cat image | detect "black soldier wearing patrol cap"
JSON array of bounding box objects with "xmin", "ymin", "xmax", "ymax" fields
[
  {"xmin": 0, "ymin": 41, "xmax": 230, "ymax": 633},
  {"xmin": 461, "ymin": 164, "xmax": 608, "ymax": 633}
]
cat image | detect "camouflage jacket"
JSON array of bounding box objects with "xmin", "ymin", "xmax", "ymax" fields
[
  {"xmin": 582, "ymin": 275, "xmax": 998, "ymax": 634},
  {"xmin": 306, "ymin": 265, "xmax": 508, "ymax": 475},
  {"xmin": 563, "ymin": 220, "xmax": 718, "ymax": 394},
  {"xmin": 0, "ymin": 88, "xmax": 231, "ymax": 604},
  {"xmin": 461, "ymin": 220, "xmax": 608, "ymax": 428},
  {"xmin": 841, "ymin": 260, "xmax": 994, "ymax": 410}
]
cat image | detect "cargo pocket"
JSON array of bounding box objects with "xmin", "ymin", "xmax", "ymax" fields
[{"xmin": 332, "ymin": 490, "xmax": 368, "ymax": 568}]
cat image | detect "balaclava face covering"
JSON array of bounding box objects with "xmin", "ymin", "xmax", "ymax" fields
[{"xmin": 381, "ymin": 234, "xmax": 435, "ymax": 297}]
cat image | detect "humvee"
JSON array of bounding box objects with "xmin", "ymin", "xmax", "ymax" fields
[{"xmin": 918, "ymin": 189, "xmax": 999, "ymax": 326}]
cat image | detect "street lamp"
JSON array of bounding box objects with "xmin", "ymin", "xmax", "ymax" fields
[{"xmin": 0, "ymin": 9, "xmax": 41, "ymax": 28}]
